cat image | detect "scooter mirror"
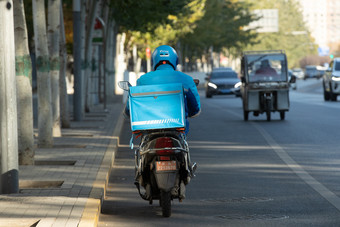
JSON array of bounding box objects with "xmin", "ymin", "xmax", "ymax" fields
[
  {"xmin": 193, "ymin": 79, "xmax": 200, "ymax": 87},
  {"xmin": 118, "ymin": 81, "xmax": 132, "ymax": 91}
]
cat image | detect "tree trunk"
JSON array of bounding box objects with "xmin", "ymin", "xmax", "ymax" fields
[
  {"xmin": 32, "ymin": 0, "xmax": 53, "ymax": 147},
  {"xmin": 13, "ymin": 0, "xmax": 34, "ymax": 165},
  {"xmin": 99, "ymin": 3, "xmax": 109, "ymax": 106},
  {"xmin": 0, "ymin": 0, "xmax": 19, "ymax": 193},
  {"xmin": 101, "ymin": 6, "xmax": 109, "ymax": 108},
  {"xmin": 209, "ymin": 46, "xmax": 214, "ymax": 71},
  {"xmin": 133, "ymin": 44, "xmax": 138, "ymax": 73},
  {"xmin": 105, "ymin": 18, "xmax": 117, "ymax": 102},
  {"xmin": 73, "ymin": 0, "xmax": 84, "ymax": 121},
  {"xmin": 136, "ymin": 57, "xmax": 142, "ymax": 76},
  {"xmin": 84, "ymin": 0, "xmax": 99, "ymax": 111},
  {"xmin": 48, "ymin": 0, "xmax": 61, "ymax": 137},
  {"xmin": 59, "ymin": 2, "xmax": 70, "ymax": 128},
  {"xmin": 115, "ymin": 32, "xmax": 127, "ymax": 95},
  {"xmin": 98, "ymin": 45, "xmax": 104, "ymax": 104},
  {"xmin": 80, "ymin": 0, "xmax": 87, "ymax": 114}
]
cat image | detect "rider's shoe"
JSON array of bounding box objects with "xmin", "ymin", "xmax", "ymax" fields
[
  {"xmin": 171, "ymin": 185, "xmax": 179, "ymax": 197},
  {"xmin": 145, "ymin": 184, "xmax": 151, "ymax": 200},
  {"xmin": 179, "ymin": 182, "xmax": 186, "ymax": 200}
]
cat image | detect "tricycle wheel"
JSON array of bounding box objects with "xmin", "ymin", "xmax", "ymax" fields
[
  {"xmin": 266, "ymin": 111, "xmax": 271, "ymax": 121},
  {"xmin": 280, "ymin": 111, "xmax": 285, "ymax": 120},
  {"xmin": 266, "ymin": 99, "xmax": 271, "ymax": 121},
  {"xmin": 331, "ymin": 93, "xmax": 337, "ymax": 101},
  {"xmin": 160, "ymin": 190, "xmax": 171, "ymax": 217},
  {"xmin": 324, "ymin": 90, "xmax": 330, "ymax": 101},
  {"xmin": 330, "ymin": 85, "xmax": 337, "ymax": 101},
  {"xmin": 243, "ymin": 110, "xmax": 249, "ymax": 121},
  {"xmin": 323, "ymin": 83, "xmax": 330, "ymax": 101}
]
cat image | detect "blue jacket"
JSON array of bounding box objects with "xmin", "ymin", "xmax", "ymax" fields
[{"xmin": 127, "ymin": 64, "xmax": 201, "ymax": 133}]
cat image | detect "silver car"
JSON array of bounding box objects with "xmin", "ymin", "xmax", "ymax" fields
[{"xmin": 323, "ymin": 58, "xmax": 340, "ymax": 101}]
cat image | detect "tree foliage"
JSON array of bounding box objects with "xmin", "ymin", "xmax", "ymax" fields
[
  {"xmin": 185, "ymin": 0, "xmax": 256, "ymax": 51},
  {"xmin": 110, "ymin": 0, "xmax": 258, "ymax": 67},
  {"xmin": 24, "ymin": 0, "xmax": 75, "ymax": 53},
  {"xmin": 127, "ymin": 0, "xmax": 206, "ymax": 58},
  {"xmin": 110, "ymin": 0, "xmax": 193, "ymax": 33},
  {"xmin": 180, "ymin": 0, "xmax": 257, "ymax": 61},
  {"xmin": 24, "ymin": 0, "xmax": 260, "ymax": 69},
  {"xmin": 243, "ymin": 0, "xmax": 318, "ymax": 68}
]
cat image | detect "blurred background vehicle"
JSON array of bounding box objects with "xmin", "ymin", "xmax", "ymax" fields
[
  {"xmin": 288, "ymin": 70, "xmax": 297, "ymax": 90},
  {"xmin": 304, "ymin": 65, "xmax": 327, "ymax": 79},
  {"xmin": 240, "ymin": 50, "xmax": 289, "ymax": 121},
  {"xmin": 323, "ymin": 58, "xmax": 340, "ymax": 101},
  {"xmin": 317, "ymin": 66, "xmax": 327, "ymax": 78},
  {"xmin": 211, "ymin": 67, "xmax": 233, "ymax": 71},
  {"xmin": 205, "ymin": 67, "xmax": 241, "ymax": 98},
  {"xmin": 291, "ymin": 68, "xmax": 304, "ymax": 79},
  {"xmin": 304, "ymin": 65, "xmax": 320, "ymax": 79}
]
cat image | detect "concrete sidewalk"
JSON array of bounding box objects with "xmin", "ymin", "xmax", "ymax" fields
[{"xmin": 0, "ymin": 100, "xmax": 124, "ymax": 227}]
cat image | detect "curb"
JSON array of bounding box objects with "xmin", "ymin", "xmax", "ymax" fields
[{"xmin": 78, "ymin": 109, "xmax": 125, "ymax": 227}]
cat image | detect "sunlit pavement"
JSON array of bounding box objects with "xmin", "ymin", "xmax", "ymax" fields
[
  {"xmin": 99, "ymin": 80, "xmax": 340, "ymax": 226},
  {"xmin": 0, "ymin": 100, "xmax": 124, "ymax": 227}
]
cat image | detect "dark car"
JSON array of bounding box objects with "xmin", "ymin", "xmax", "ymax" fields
[
  {"xmin": 205, "ymin": 68, "xmax": 241, "ymax": 98},
  {"xmin": 304, "ymin": 65, "xmax": 323, "ymax": 79}
]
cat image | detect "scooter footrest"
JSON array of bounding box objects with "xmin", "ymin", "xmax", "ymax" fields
[{"xmin": 189, "ymin": 162, "xmax": 197, "ymax": 178}]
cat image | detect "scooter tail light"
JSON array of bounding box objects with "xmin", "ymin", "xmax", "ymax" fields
[
  {"xmin": 155, "ymin": 137, "xmax": 174, "ymax": 156},
  {"xmin": 155, "ymin": 137, "xmax": 174, "ymax": 148}
]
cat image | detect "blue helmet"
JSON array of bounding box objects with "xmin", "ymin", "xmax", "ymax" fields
[{"xmin": 151, "ymin": 45, "xmax": 178, "ymax": 70}]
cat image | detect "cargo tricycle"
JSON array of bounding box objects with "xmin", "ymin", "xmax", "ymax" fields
[{"xmin": 240, "ymin": 50, "xmax": 290, "ymax": 121}]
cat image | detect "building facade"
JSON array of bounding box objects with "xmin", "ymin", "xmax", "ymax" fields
[{"xmin": 297, "ymin": 0, "xmax": 340, "ymax": 55}]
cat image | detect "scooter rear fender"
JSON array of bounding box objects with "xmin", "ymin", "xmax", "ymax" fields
[{"xmin": 154, "ymin": 171, "xmax": 178, "ymax": 192}]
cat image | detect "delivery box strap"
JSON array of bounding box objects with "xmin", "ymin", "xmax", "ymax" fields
[{"xmin": 131, "ymin": 90, "xmax": 181, "ymax": 97}]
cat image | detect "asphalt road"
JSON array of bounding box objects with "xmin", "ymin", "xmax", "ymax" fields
[{"xmin": 99, "ymin": 79, "xmax": 340, "ymax": 226}]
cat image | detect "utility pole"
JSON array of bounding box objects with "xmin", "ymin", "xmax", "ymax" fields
[
  {"xmin": 73, "ymin": 0, "xmax": 83, "ymax": 121},
  {"xmin": 0, "ymin": 0, "xmax": 19, "ymax": 194}
]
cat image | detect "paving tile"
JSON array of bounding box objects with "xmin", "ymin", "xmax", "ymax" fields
[{"xmin": 0, "ymin": 102, "xmax": 124, "ymax": 226}]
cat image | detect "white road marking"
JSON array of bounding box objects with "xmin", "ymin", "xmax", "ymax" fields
[
  {"xmin": 253, "ymin": 123, "xmax": 340, "ymax": 211},
  {"xmin": 207, "ymin": 100, "xmax": 340, "ymax": 211},
  {"xmin": 204, "ymin": 93, "xmax": 340, "ymax": 210}
]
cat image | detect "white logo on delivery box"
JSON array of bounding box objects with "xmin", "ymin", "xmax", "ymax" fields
[{"xmin": 132, "ymin": 118, "xmax": 180, "ymax": 126}]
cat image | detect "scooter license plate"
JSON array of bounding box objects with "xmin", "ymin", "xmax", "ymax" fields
[{"xmin": 156, "ymin": 161, "xmax": 177, "ymax": 171}]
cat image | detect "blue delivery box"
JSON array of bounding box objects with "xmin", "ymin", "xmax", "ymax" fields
[{"xmin": 128, "ymin": 83, "xmax": 186, "ymax": 131}]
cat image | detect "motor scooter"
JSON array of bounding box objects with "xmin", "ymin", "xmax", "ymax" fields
[{"xmin": 118, "ymin": 81, "xmax": 197, "ymax": 217}]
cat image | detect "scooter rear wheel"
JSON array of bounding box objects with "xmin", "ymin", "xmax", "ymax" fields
[
  {"xmin": 280, "ymin": 111, "xmax": 285, "ymax": 120},
  {"xmin": 160, "ymin": 190, "xmax": 171, "ymax": 217}
]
